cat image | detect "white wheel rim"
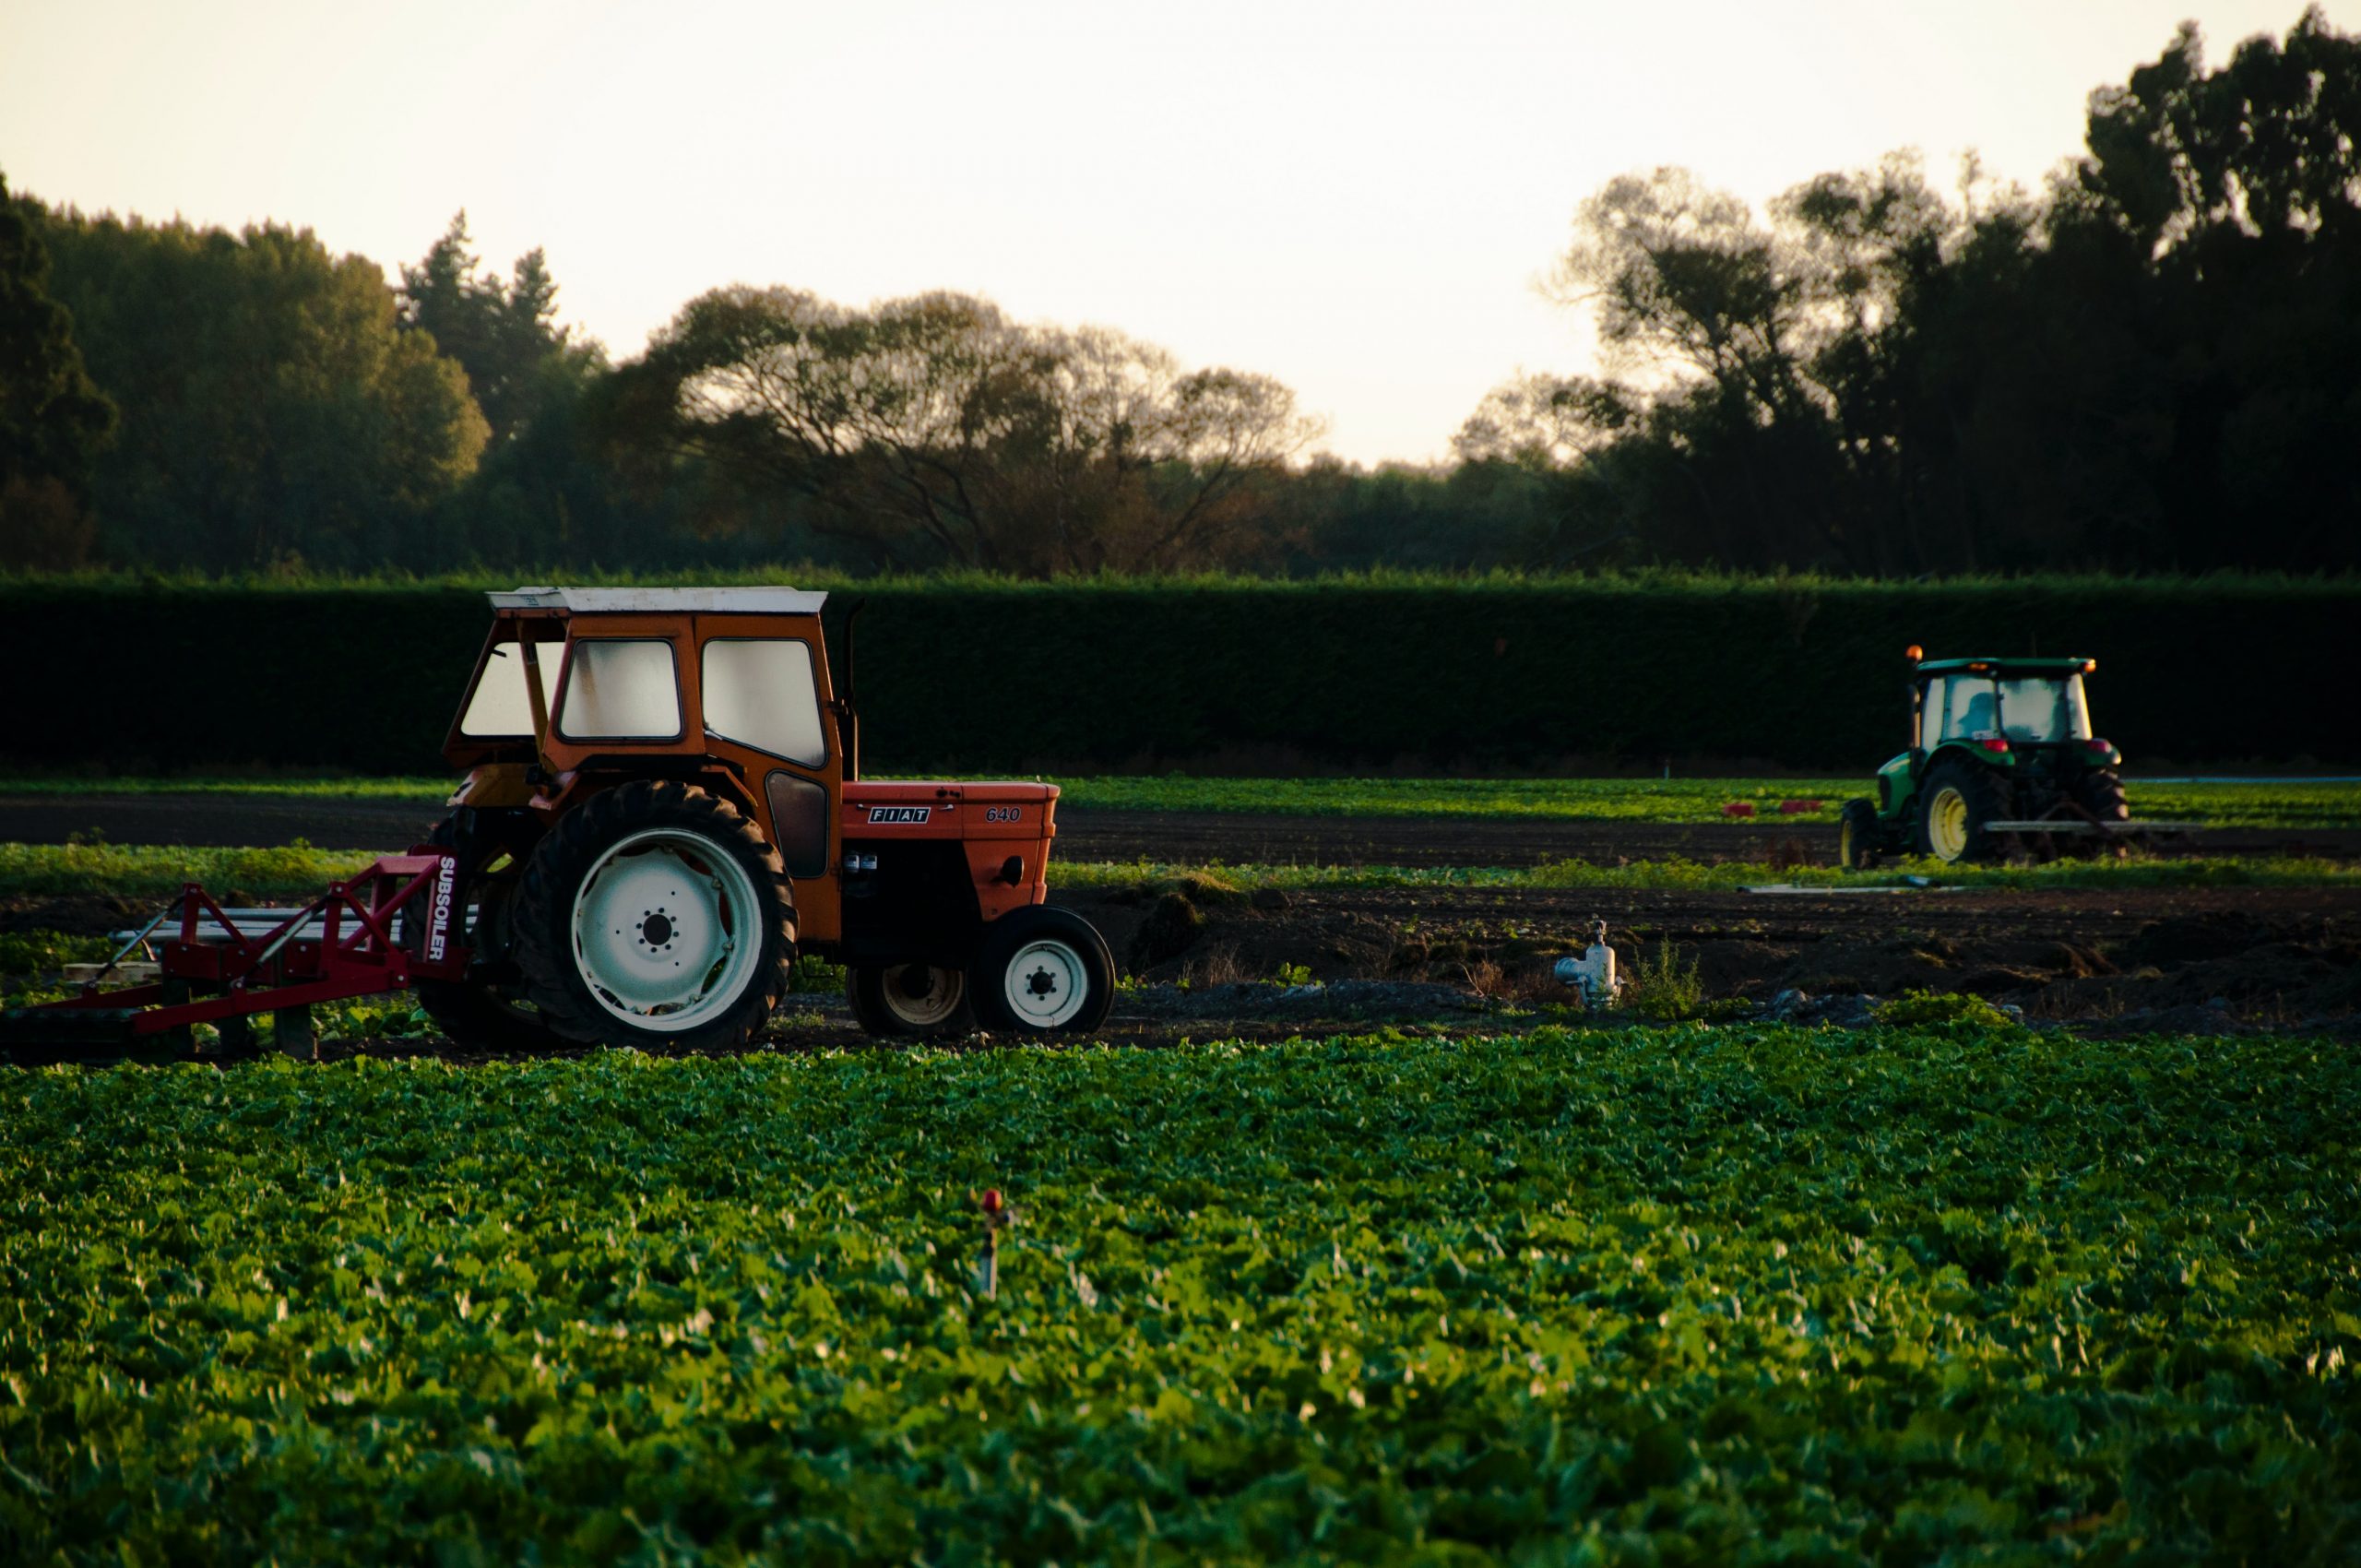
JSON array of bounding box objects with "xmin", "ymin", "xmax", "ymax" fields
[
  {"xmin": 572, "ymin": 828, "xmax": 764, "ymax": 1032},
  {"xmin": 881, "ymin": 965, "xmax": 966, "ymax": 1028},
  {"xmin": 1928, "ymin": 788, "xmax": 1969, "ymax": 861},
  {"xmin": 1002, "ymin": 938, "xmax": 1088, "ymax": 1028}
]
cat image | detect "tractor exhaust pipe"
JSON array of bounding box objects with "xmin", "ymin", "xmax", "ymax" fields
[{"xmin": 837, "ymin": 599, "xmax": 867, "ymax": 783}]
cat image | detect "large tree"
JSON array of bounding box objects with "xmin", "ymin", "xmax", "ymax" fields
[
  {"xmin": 607, "ymin": 287, "xmax": 1321, "ymax": 574},
  {"xmin": 398, "ymin": 212, "xmax": 600, "ymax": 445},
  {"xmin": 1470, "ymin": 6, "xmax": 2361, "ymax": 575},
  {"xmin": 39, "ymin": 211, "xmax": 488, "ymax": 570},
  {"xmin": 0, "ymin": 172, "xmax": 115, "ymax": 568}
]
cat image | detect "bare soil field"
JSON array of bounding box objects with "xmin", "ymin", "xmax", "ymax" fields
[
  {"xmin": 9, "ymin": 878, "xmax": 2355, "ymax": 1054},
  {"xmin": 6, "ymin": 791, "xmax": 2355, "ymax": 1055}
]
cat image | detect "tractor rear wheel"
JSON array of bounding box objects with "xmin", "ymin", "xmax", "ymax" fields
[
  {"xmin": 2071, "ymin": 767, "xmax": 2132, "ymax": 860},
  {"xmin": 1915, "ymin": 761, "xmax": 2008, "ymax": 864},
  {"xmin": 2075, "ymin": 768, "xmax": 2130, "ymax": 821},
  {"xmin": 969, "ymin": 906, "xmax": 1114, "ymax": 1035},
  {"xmin": 513, "ymin": 781, "xmax": 796, "ymax": 1051},
  {"xmin": 409, "ymin": 811, "xmax": 569, "ymax": 1052},
  {"xmin": 1837, "ymin": 799, "xmax": 1882, "ymax": 871},
  {"xmin": 848, "ymin": 964, "xmax": 975, "ymax": 1037}
]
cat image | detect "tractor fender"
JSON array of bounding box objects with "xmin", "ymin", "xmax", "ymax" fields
[{"xmin": 537, "ymin": 761, "xmax": 765, "ymax": 826}]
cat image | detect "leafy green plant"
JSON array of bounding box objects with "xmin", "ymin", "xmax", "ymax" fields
[
  {"xmin": 1272, "ymin": 961, "xmax": 1313, "ymax": 987},
  {"xmin": 787, "ymin": 953, "xmax": 849, "ymax": 994},
  {"xmin": 1875, "ymin": 988, "xmax": 2023, "ymax": 1030},
  {"xmin": 0, "ymin": 930, "xmax": 110, "ymax": 979},
  {"xmin": 1624, "ymin": 936, "xmax": 1705, "ymax": 1020},
  {"xmin": 2, "ymin": 1025, "xmax": 2355, "ymax": 1562}
]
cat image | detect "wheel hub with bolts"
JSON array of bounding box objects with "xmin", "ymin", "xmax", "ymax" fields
[
  {"xmin": 886, "ymin": 965, "xmax": 966, "ymax": 1028},
  {"xmin": 1928, "ymin": 786, "xmax": 1970, "ymax": 861},
  {"xmin": 1003, "ymin": 938, "xmax": 1086, "ymax": 1028},
  {"xmin": 571, "ymin": 828, "xmax": 762, "ymax": 1031}
]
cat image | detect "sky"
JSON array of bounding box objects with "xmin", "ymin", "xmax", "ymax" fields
[{"xmin": 4, "ymin": 0, "xmax": 2351, "ymax": 465}]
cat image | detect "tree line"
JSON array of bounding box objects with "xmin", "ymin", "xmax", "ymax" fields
[{"xmin": 3, "ymin": 8, "xmax": 2355, "ymax": 577}]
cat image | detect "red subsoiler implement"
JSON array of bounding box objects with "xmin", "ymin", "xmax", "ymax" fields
[{"xmin": 0, "ymin": 852, "xmax": 463, "ymax": 1064}]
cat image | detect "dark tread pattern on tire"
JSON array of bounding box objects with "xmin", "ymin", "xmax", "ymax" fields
[
  {"xmin": 1837, "ymin": 798, "xmax": 1881, "ymax": 872},
  {"xmin": 512, "ymin": 780, "xmax": 796, "ymax": 1050},
  {"xmin": 412, "ymin": 811, "xmax": 569, "ymax": 1053},
  {"xmin": 2076, "ymin": 769, "xmax": 2131, "ymax": 821}
]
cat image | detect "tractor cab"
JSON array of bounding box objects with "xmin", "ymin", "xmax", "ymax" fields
[{"xmin": 1841, "ymin": 648, "xmax": 2133, "ymax": 868}]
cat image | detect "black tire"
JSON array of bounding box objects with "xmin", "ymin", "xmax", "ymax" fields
[
  {"xmin": 2074, "ymin": 768, "xmax": 2130, "ymax": 821},
  {"xmin": 2071, "ymin": 768, "xmax": 2132, "ymax": 860},
  {"xmin": 969, "ymin": 906, "xmax": 1114, "ymax": 1035},
  {"xmin": 409, "ymin": 811, "xmax": 570, "ymax": 1052},
  {"xmin": 1837, "ymin": 798, "xmax": 1883, "ymax": 872},
  {"xmin": 848, "ymin": 964, "xmax": 976, "ymax": 1037},
  {"xmin": 1914, "ymin": 760, "xmax": 2011, "ymax": 864},
  {"xmin": 512, "ymin": 781, "xmax": 796, "ymax": 1051}
]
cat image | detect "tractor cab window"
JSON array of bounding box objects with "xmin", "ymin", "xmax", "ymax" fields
[
  {"xmin": 557, "ymin": 639, "xmax": 682, "ymax": 740},
  {"xmin": 1925, "ymin": 675, "xmax": 2003, "ymax": 743},
  {"xmin": 1918, "ymin": 676, "xmax": 1948, "ymax": 750},
  {"xmin": 1996, "ymin": 676, "xmax": 2091, "ymax": 742},
  {"xmin": 458, "ymin": 638, "xmax": 555, "ymax": 738},
  {"xmin": 701, "ymin": 638, "xmax": 827, "ymax": 766}
]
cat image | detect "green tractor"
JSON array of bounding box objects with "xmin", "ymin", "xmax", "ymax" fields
[{"xmin": 1838, "ymin": 647, "xmax": 2133, "ymax": 869}]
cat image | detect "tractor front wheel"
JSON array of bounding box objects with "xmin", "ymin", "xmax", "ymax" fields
[
  {"xmin": 513, "ymin": 781, "xmax": 796, "ymax": 1051},
  {"xmin": 1837, "ymin": 799, "xmax": 1883, "ymax": 871},
  {"xmin": 848, "ymin": 964, "xmax": 975, "ymax": 1037},
  {"xmin": 1915, "ymin": 762, "xmax": 2008, "ymax": 864},
  {"xmin": 969, "ymin": 907, "xmax": 1114, "ymax": 1035}
]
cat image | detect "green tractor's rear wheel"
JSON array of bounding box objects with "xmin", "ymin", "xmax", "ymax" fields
[
  {"xmin": 1837, "ymin": 799, "xmax": 1882, "ymax": 871},
  {"xmin": 2071, "ymin": 767, "xmax": 2132, "ymax": 860},
  {"xmin": 1915, "ymin": 761, "xmax": 2008, "ymax": 865}
]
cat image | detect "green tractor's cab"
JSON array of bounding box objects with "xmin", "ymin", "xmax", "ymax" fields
[{"xmin": 1839, "ymin": 648, "xmax": 2130, "ymax": 868}]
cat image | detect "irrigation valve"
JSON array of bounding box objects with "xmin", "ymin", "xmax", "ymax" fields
[
  {"xmin": 973, "ymin": 1187, "xmax": 1018, "ymax": 1301},
  {"xmin": 1554, "ymin": 920, "xmax": 1622, "ymax": 1008}
]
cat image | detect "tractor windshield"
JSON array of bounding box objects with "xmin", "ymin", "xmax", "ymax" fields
[
  {"xmin": 1924, "ymin": 672, "xmax": 2091, "ymax": 745},
  {"xmin": 1996, "ymin": 676, "xmax": 2091, "ymax": 742}
]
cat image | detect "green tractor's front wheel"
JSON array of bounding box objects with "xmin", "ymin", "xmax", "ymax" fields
[
  {"xmin": 1915, "ymin": 761, "xmax": 2008, "ymax": 864},
  {"xmin": 1837, "ymin": 799, "xmax": 1882, "ymax": 871}
]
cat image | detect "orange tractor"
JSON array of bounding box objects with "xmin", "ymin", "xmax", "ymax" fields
[{"xmin": 4, "ymin": 587, "xmax": 1114, "ymax": 1060}]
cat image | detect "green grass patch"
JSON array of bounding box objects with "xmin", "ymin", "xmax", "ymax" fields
[
  {"xmin": 3, "ymin": 843, "xmax": 2355, "ymax": 904},
  {"xmin": 2, "ymin": 1028, "xmax": 2355, "ymax": 1562},
  {"xmin": 0, "ymin": 841, "xmax": 381, "ymax": 900},
  {"xmin": 1056, "ymin": 854, "xmax": 2361, "ymax": 893},
  {"xmin": 5, "ymin": 774, "xmax": 2357, "ymax": 827}
]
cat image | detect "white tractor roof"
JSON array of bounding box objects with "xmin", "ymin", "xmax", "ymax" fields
[{"xmin": 487, "ymin": 586, "xmax": 829, "ymax": 615}]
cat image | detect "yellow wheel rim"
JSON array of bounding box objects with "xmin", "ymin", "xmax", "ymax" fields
[
  {"xmin": 1840, "ymin": 818, "xmax": 1857, "ymax": 865},
  {"xmin": 1928, "ymin": 787, "xmax": 1970, "ymax": 861}
]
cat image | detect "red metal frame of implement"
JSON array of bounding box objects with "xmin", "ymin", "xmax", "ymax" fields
[{"xmin": 6, "ymin": 852, "xmax": 466, "ymax": 1054}]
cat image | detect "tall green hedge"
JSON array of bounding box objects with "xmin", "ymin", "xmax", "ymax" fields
[{"xmin": 3, "ymin": 577, "xmax": 2350, "ymax": 774}]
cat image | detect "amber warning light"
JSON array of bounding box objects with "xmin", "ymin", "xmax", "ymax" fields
[{"xmin": 1904, "ymin": 644, "xmax": 1924, "ymax": 662}]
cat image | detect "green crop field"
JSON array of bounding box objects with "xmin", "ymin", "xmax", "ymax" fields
[
  {"xmin": 2, "ymin": 1028, "xmax": 2355, "ymax": 1563},
  {"xmin": 6, "ymin": 774, "xmax": 2359, "ymax": 827}
]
